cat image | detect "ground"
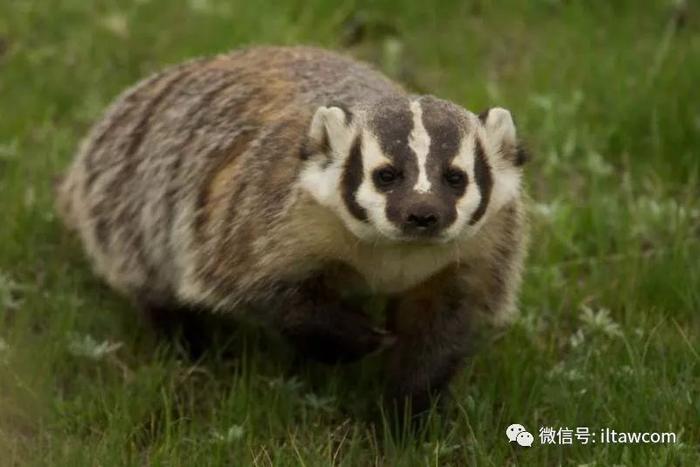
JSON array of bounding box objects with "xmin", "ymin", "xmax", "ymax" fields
[{"xmin": 0, "ymin": 0, "xmax": 698, "ymax": 465}]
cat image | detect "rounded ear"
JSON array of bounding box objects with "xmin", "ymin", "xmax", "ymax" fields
[
  {"xmin": 479, "ymin": 107, "xmax": 526, "ymax": 166},
  {"xmin": 308, "ymin": 106, "xmax": 354, "ymax": 160},
  {"xmin": 480, "ymin": 107, "xmax": 515, "ymax": 145}
]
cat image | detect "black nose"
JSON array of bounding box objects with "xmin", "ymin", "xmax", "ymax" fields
[
  {"xmin": 407, "ymin": 213, "xmax": 438, "ymax": 228},
  {"xmin": 405, "ymin": 207, "xmax": 440, "ymax": 232}
]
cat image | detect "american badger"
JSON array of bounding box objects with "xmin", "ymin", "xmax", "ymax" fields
[{"xmin": 56, "ymin": 46, "xmax": 528, "ymax": 415}]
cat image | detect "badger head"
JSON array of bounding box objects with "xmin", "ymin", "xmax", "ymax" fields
[{"xmin": 300, "ymin": 96, "xmax": 526, "ymax": 244}]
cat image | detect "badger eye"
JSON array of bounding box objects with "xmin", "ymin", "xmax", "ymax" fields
[
  {"xmin": 374, "ymin": 166, "xmax": 400, "ymax": 187},
  {"xmin": 443, "ymin": 169, "xmax": 466, "ymax": 188}
]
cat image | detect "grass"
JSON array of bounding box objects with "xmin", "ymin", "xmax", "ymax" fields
[{"xmin": 1, "ymin": 0, "xmax": 699, "ymax": 465}]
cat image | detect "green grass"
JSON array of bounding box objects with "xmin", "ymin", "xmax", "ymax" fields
[{"xmin": 1, "ymin": 0, "xmax": 699, "ymax": 465}]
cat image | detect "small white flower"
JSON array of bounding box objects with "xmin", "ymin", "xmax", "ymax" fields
[
  {"xmin": 0, "ymin": 140, "xmax": 18, "ymax": 160},
  {"xmin": 101, "ymin": 12, "xmax": 129, "ymax": 38},
  {"xmin": 303, "ymin": 393, "xmax": 336, "ymax": 412},
  {"xmin": 188, "ymin": 0, "xmax": 214, "ymax": 13},
  {"xmin": 515, "ymin": 309, "xmax": 547, "ymax": 337},
  {"xmin": 463, "ymin": 394, "xmax": 476, "ymax": 412},
  {"xmin": 631, "ymin": 196, "xmax": 699, "ymax": 235},
  {"xmin": 569, "ymin": 329, "xmax": 585, "ymax": 348},
  {"xmin": 532, "ymin": 201, "xmax": 561, "ymax": 221},
  {"xmin": 585, "ymin": 151, "xmax": 614, "ymax": 177},
  {"xmin": 0, "ymin": 271, "xmax": 24, "ymax": 311},
  {"xmin": 266, "ymin": 375, "xmax": 303, "ymax": 393},
  {"xmin": 579, "ymin": 306, "xmax": 622, "ymax": 338},
  {"xmin": 211, "ymin": 424, "xmax": 245, "ymax": 443},
  {"xmin": 547, "ymin": 362, "xmax": 585, "ymax": 382},
  {"xmin": 530, "ymin": 94, "xmax": 554, "ymax": 111},
  {"xmin": 68, "ymin": 334, "xmax": 122, "ymax": 360}
]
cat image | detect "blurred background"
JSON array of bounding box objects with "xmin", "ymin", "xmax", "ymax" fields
[{"xmin": 0, "ymin": 1, "xmax": 698, "ymax": 465}]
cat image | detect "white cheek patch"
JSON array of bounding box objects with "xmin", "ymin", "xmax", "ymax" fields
[
  {"xmin": 300, "ymin": 108, "xmax": 376, "ymax": 240},
  {"xmin": 305, "ymin": 159, "xmax": 389, "ymax": 242},
  {"xmin": 299, "ymin": 159, "xmax": 343, "ymax": 206},
  {"xmin": 355, "ymin": 130, "xmax": 402, "ymax": 238},
  {"xmin": 443, "ymin": 125, "xmax": 523, "ymax": 240},
  {"xmin": 408, "ymin": 100, "xmax": 432, "ymax": 193},
  {"xmin": 300, "ymin": 156, "xmax": 377, "ymax": 241}
]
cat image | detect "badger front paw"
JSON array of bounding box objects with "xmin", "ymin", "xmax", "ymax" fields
[{"xmin": 282, "ymin": 306, "xmax": 395, "ymax": 364}]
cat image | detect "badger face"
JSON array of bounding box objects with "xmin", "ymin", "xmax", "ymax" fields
[{"xmin": 300, "ymin": 96, "xmax": 526, "ymax": 244}]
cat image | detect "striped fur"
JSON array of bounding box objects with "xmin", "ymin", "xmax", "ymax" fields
[{"xmin": 57, "ymin": 46, "xmax": 529, "ymax": 414}]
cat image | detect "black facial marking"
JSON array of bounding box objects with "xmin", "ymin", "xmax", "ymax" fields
[
  {"xmin": 370, "ymin": 98, "xmax": 414, "ymax": 164},
  {"xmin": 415, "ymin": 96, "xmax": 469, "ymax": 231},
  {"xmin": 469, "ymin": 139, "xmax": 493, "ymax": 225},
  {"xmin": 366, "ymin": 96, "xmax": 476, "ymax": 237},
  {"xmin": 319, "ymin": 130, "xmax": 331, "ymax": 165},
  {"xmin": 304, "ymin": 127, "xmax": 331, "ymax": 161},
  {"xmin": 514, "ymin": 143, "xmax": 529, "ymax": 166},
  {"xmin": 443, "ymin": 168, "xmax": 467, "ymax": 194},
  {"xmin": 373, "ymin": 165, "xmax": 402, "ymax": 192},
  {"xmin": 478, "ymin": 108, "xmax": 491, "ymax": 124},
  {"xmin": 341, "ymin": 135, "xmax": 368, "ymax": 222}
]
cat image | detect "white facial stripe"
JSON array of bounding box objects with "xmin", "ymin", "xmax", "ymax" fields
[
  {"xmin": 443, "ymin": 134, "xmax": 482, "ymax": 239},
  {"xmin": 408, "ymin": 100, "xmax": 432, "ymax": 193},
  {"xmin": 451, "ymin": 132, "xmax": 475, "ymax": 175},
  {"xmin": 355, "ymin": 130, "xmax": 402, "ymax": 239},
  {"xmin": 443, "ymin": 124, "xmax": 522, "ymax": 240},
  {"xmin": 361, "ymin": 129, "xmax": 392, "ymax": 171}
]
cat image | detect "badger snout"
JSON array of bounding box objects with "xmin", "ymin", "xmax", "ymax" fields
[{"xmin": 401, "ymin": 202, "xmax": 443, "ymax": 236}]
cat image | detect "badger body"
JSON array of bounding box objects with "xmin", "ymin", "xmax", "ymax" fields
[{"xmin": 57, "ymin": 46, "xmax": 528, "ymax": 415}]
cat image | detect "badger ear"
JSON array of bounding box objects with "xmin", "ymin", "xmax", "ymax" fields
[
  {"xmin": 307, "ymin": 105, "xmax": 354, "ymax": 161},
  {"xmin": 479, "ymin": 107, "xmax": 527, "ymax": 166}
]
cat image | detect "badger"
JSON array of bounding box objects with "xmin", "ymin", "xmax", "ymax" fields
[{"xmin": 56, "ymin": 46, "xmax": 528, "ymax": 416}]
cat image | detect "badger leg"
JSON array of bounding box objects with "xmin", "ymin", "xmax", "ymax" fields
[
  {"xmin": 383, "ymin": 268, "xmax": 473, "ymax": 423},
  {"xmin": 139, "ymin": 297, "xmax": 237, "ymax": 359},
  {"xmin": 278, "ymin": 278, "xmax": 394, "ymax": 364}
]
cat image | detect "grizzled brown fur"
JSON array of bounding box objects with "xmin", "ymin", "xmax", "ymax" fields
[{"xmin": 56, "ymin": 46, "xmax": 528, "ymax": 418}]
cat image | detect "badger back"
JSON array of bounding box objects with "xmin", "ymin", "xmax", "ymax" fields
[{"xmin": 55, "ymin": 47, "xmax": 401, "ymax": 302}]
